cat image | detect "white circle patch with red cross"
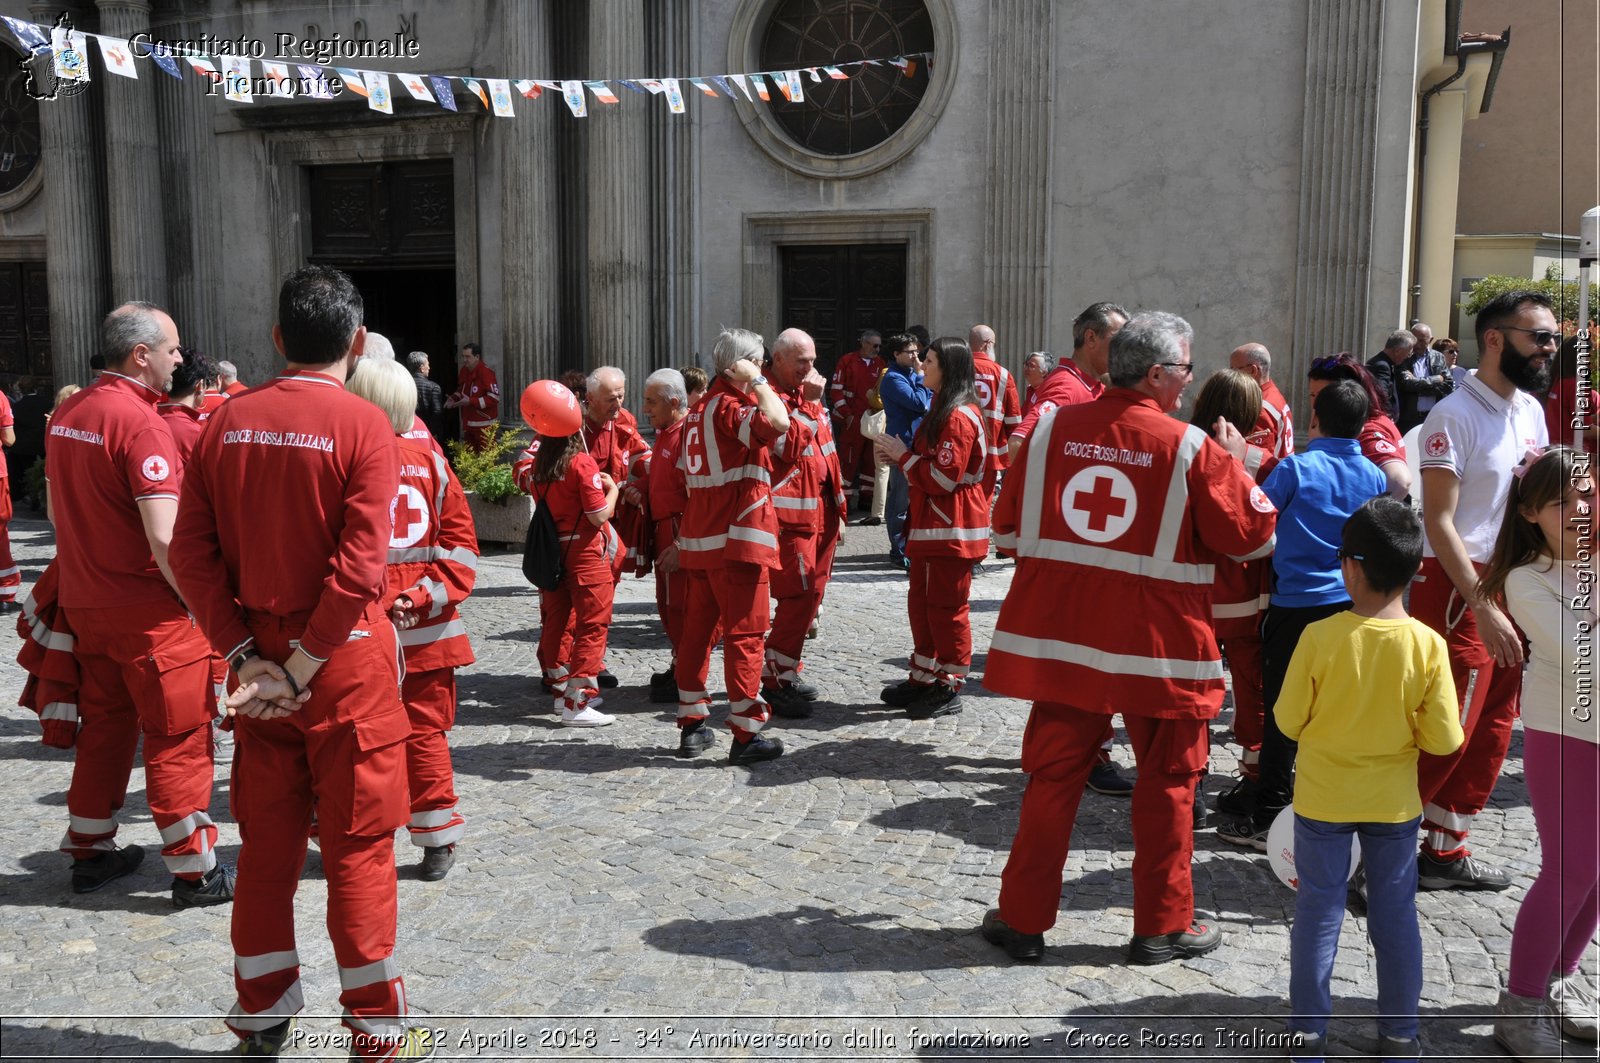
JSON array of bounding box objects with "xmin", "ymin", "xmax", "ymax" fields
[
  {"xmin": 1250, "ymin": 485, "xmax": 1276, "ymax": 514},
  {"xmin": 388, "ymin": 485, "xmax": 431, "ymax": 548},
  {"xmin": 1424, "ymin": 432, "xmax": 1449, "ymax": 458},
  {"xmin": 141, "ymin": 455, "xmax": 169, "ymax": 483},
  {"xmin": 937, "ymin": 441, "xmax": 956, "ymax": 467},
  {"xmin": 1373, "ymin": 439, "xmax": 1395, "ymax": 454},
  {"xmin": 974, "ymin": 379, "xmax": 994, "ymax": 407},
  {"xmin": 1061, "ymin": 465, "xmax": 1137, "ymax": 543}
]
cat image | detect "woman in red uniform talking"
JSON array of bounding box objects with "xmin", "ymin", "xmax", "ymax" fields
[
  {"xmin": 875, "ymin": 337, "xmax": 990, "ymax": 719},
  {"xmin": 515, "ymin": 406, "xmax": 622, "ymax": 727}
]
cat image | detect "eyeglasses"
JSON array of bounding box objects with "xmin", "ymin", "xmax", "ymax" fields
[
  {"xmin": 1335, "ymin": 547, "xmax": 1365, "ymax": 561},
  {"xmin": 1157, "ymin": 362, "xmax": 1194, "ymax": 376},
  {"xmin": 1497, "ymin": 325, "xmax": 1561, "ymax": 348}
]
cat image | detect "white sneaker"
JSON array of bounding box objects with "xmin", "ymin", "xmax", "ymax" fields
[
  {"xmin": 1550, "ymin": 972, "xmax": 1599, "ymax": 1041},
  {"xmin": 561, "ymin": 705, "xmax": 614, "ymax": 728},
  {"xmin": 1494, "ymin": 989, "xmax": 1566, "ymax": 1061}
]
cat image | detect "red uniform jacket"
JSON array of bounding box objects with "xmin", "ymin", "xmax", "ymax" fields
[
  {"xmin": 200, "ymin": 390, "xmax": 228, "ymax": 416},
  {"xmin": 583, "ymin": 416, "xmax": 651, "ymax": 573},
  {"xmin": 223, "ymin": 381, "xmax": 248, "ymax": 397},
  {"xmin": 15, "ymin": 561, "xmax": 79, "ymax": 748},
  {"xmin": 900, "ymin": 404, "xmax": 989, "ymax": 559},
  {"xmin": 450, "ymin": 363, "xmax": 501, "ymax": 430},
  {"xmin": 769, "ymin": 387, "xmax": 822, "ymax": 533},
  {"xmin": 172, "ymin": 371, "xmax": 400, "ymax": 665},
  {"xmin": 1245, "ymin": 378, "xmax": 1294, "ymax": 459},
  {"xmin": 46, "ymin": 373, "xmax": 183, "ymax": 608},
  {"xmin": 829, "ymin": 351, "xmax": 880, "ymax": 425},
  {"xmin": 402, "ymin": 415, "xmax": 445, "ymax": 457},
  {"xmin": 972, "ymin": 354, "xmax": 1022, "ymax": 472},
  {"xmin": 157, "ymin": 402, "xmax": 207, "ymax": 468},
  {"xmin": 677, "ymin": 378, "xmax": 781, "ymax": 570},
  {"xmin": 384, "ymin": 435, "xmax": 477, "ymax": 672},
  {"xmin": 791, "ymin": 403, "xmax": 846, "ymax": 511},
  {"xmin": 987, "ymin": 389, "xmax": 1277, "ymax": 718},
  {"xmin": 1359, "ymin": 413, "xmax": 1406, "ymax": 472},
  {"xmin": 1211, "ymin": 450, "xmax": 1278, "ymax": 639},
  {"xmin": 1012, "ymin": 359, "xmax": 1103, "ymax": 448},
  {"xmin": 647, "ymin": 417, "xmax": 689, "ymax": 557}
]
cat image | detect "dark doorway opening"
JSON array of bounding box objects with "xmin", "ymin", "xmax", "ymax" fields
[
  {"xmin": 308, "ymin": 160, "xmax": 457, "ymax": 439},
  {"xmin": 780, "ymin": 243, "xmax": 907, "ymax": 380}
]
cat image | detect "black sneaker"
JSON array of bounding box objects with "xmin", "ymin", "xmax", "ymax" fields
[
  {"xmin": 906, "ymin": 685, "xmax": 962, "ymax": 719},
  {"xmin": 172, "ymin": 863, "xmax": 236, "ymax": 908},
  {"xmin": 1213, "ymin": 775, "xmax": 1258, "ymax": 817},
  {"xmin": 1417, "ymin": 851, "xmax": 1513, "ymax": 891},
  {"xmin": 418, "ymin": 845, "xmax": 455, "ymax": 882},
  {"xmin": 786, "ymin": 680, "xmax": 819, "ymax": 700},
  {"xmin": 1086, "ymin": 759, "xmax": 1134, "ymax": 796},
  {"xmin": 71, "ymin": 845, "xmax": 145, "ymax": 894},
  {"xmin": 236, "ymin": 1017, "xmax": 296, "ymax": 1057},
  {"xmin": 649, "ymin": 670, "xmax": 677, "ymax": 704},
  {"xmin": 676, "ymin": 722, "xmax": 718, "ymax": 759},
  {"xmin": 880, "ymin": 680, "xmax": 927, "ymax": 708},
  {"xmin": 1375, "ymin": 1034, "xmax": 1420, "ymax": 1062},
  {"xmin": 1127, "ymin": 919, "xmax": 1221, "ymax": 965},
  {"xmin": 859, "ymin": 516, "xmax": 883, "ymax": 526},
  {"xmin": 765, "ymin": 686, "xmax": 814, "ymax": 719},
  {"xmin": 597, "ymin": 669, "xmax": 619, "ymax": 689},
  {"xmin": 727, "ymin": 734, "xmax": 784, "ymax": 765},
  {"xmin": 1215, "ymin": 816, "xmax": 1270, "ymax": 852},
  {"xmin": 980, "ymin": 908, "xmax": 1044, "ymax": 962}
]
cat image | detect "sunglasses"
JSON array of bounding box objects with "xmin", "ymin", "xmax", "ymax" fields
[
  {"xmin": 1157, "ymin": 362, "xmax": 1194, "ymax": 377},
  {"xmin": 1497, "ymin": 325, "xmax": 1561, "ymax": 348},
  {"xmin": 1335, "ymin": 547, "xmax": 1365, "ymax": 561}
]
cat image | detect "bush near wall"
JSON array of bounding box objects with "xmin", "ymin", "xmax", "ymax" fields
[
  {"xmin": 446, "ymin": 423, "xmax": 527, "ymax": 504},
  {"xmin": 1463, "ymin": 265, "xmax": 1600, "ymax": 332}
]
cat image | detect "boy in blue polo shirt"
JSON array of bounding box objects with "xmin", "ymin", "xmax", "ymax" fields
[{"xmin": 1218, "ymin": 379, "xmax": 1389, "ymax": 847}]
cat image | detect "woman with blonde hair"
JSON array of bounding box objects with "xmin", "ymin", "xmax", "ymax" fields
[{"xmin": 346, "ymin": 358, "xmax": 478, "ymax": 880}]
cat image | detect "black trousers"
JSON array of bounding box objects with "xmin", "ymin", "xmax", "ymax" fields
[{"xmin": 1250, "ymin": 599, "xmax": 1352, "ymax": 827}]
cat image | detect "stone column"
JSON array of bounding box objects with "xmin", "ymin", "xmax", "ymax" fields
[
  {"xmin": 32, "ymin": 1, "xmax": 108, "ymax": 388},
  {"xmin": 501, "ymin": 0, "xmax": 561, "ymax": 401},
  {"xmin": 982, "ymin": 0, "xmax": 1054, "ymax": 358},
  {"xmin": 646, "ymin": 0, "xmax": 697, "ymax": 367},
  {"xmin": 583, "ymin": 0, "xmax": 652, "ymax": 390},
  {"xmin": 1291, "ymin": 0, "xmax": 1384, "ymax": 377},
  {"xmin": 95, "ymin": 0, "xmax": 167, "ymax": 306}
]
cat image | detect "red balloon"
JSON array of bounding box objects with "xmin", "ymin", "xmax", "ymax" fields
[{"xmin": 520, "ymin": 380, "xmax": 582, "ymax": 437}]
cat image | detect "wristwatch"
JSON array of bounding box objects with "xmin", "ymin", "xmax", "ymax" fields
[{"xmin": 752, "ymin": 375, "xmax": 768, "ymax": 387}]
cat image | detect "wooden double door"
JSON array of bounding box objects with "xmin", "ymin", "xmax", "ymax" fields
[{"xmin": 780, "ymin": 244, "xmax": 906, "ymax": 380}]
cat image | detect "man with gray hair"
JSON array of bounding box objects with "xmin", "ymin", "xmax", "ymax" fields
[
  {"xmin": 1365, "ymin": 329, "xmax": 1414, "ymax": 422},
  {"xmin": 639, "ymin": 368, "xmax": 692, "ymax": 703},
  {"xmin": 45, "ymin": 301, "xmax": 235, "ymax": 906},
  {"xmin": 674, "ymin": 328, "xmax": 791, "ymax": 764},
  {"xmin": 1228, "ymin": 342, "xmax": 1294, "ymax": 460},
  {"xmin": 1394, "ymin": 320, "xmax": 1452, "ymax": 433},
  {"xmin": 217, "ymin": 359, "xmax": 246, "ymax": 397},
  {"xmin": 405, "ymin": 350, "xmax": 444, "ymax": 440},
  {"xmin": 981, "ymin": 311, "xmax": 1275, "ymax": 967}
]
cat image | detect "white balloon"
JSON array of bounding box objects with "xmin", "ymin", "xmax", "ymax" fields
[{"xmin": 1266, "ymin": 805, "xmax": 1362, "ymax": 890}]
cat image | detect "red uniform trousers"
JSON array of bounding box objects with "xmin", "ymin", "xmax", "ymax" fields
[
  {"xmin": 0, "ymin": 481, "xmax": 18, "ymax": 602},
  {"xmin": 675, "ymin": 563, "xmax": 772, "ymax": 737},
  {"xmin": 814, "ymin": 499, "xmax": 841, "ymax": 591},
  {"xmin": 764, "ymin": 530, "xmax": 819, "ymax": 691},
  {"xmin": 538, "ymin": 577, "xmax": 614, "ymax": 709},
  {"xmin": 834, "ymin": 415, "xmax": 873, "ymax": 506},
  {"xmin": 401, "ymin": 666, "xmax": 463, "ymax": 850},
  {"xmin": 654, "ymin": 565, "xmax": 689, "ymax": 654},
  {"xmin": 61, "ymin": 600, "xmax": 218, "ymax": 880},
  {"xmin": 998, "ymin": 703, "xmax": 1209, "ymax": 937},
  {"xmin": 1221, "ymin": 635, "xmax": 1265, "ymax": 778},
  {"xmin": 905, "ymin": 557, "xmax": 976, "ymax": 692},
  {"xmin": 463, "ymin": 424, "xmax": 492, "ymax": 453},
  {"xmin": 1412, "ymin": 556, "xmax": 1521, "ymax": 858},
  {"xmin": 226, "ymin": 607, "xmax": 412, "ymax": 1059}
]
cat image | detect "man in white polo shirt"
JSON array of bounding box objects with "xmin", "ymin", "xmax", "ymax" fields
[{"xmin": 1412, "ymin": 290, "xmax": 1553, "ymax": 890}]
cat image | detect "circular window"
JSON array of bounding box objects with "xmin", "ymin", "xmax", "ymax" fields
[
  {"xmin": 759, "ymin": 0, "xmax": 933, "ymax": 157},
  {"xmin": 0, "ymin": 66, "xmax": 42, "ymax": 198}
]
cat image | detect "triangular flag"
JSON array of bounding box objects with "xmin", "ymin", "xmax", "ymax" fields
[
  {"xmin": 661, "ymin": 78, "xmax": 686, "ymax": 114},
  {"xmin": 514, "ymin": 79, "xmax": 540, "ymax": 99},
  {"xmin": 634, "ymin": 78, "xmax": 664, "ymax": 94},
  {"xmin": 772, "ymin": 74, "xmax": 792, "ymax": 102},
  {"xmin": 261, "ymin": 61, "xmax": 291, "ymax": 97},
  {"xmin": 688, "ymin": 77, "xmax": 719, "ymax": 98},
  {"xmin": 94, "ymin": 34, "xmax": 137, "ymax": 79},
  {"xmin": 710, "ymin": 75, "xmax": 736, "ymax": 98},
  {"xmin": 364, "ymin": 71, "xmax": 393, "ymax": 114},
  {"xmin": 923, "ymin": 51, "xmax": 935, "ymax": 75},
  {"xmin": 461, "ymin": 77, "xmax": 489, "ymax": 110},
  {"xmin": 334, "ymin": 68, "xmax": 368, "ymax": 97},
  {"xmin": 185, "ymin": 57, "xmax": 220, "ymax": 85},
  {"xmin": 615, "ymin": 80, "xmax": 648, "ymax": 94},
  {"xmin": 401, "ymin": 73, "xmax": 434, "ymax": 102},
  {"xmin": 221, "ymin": 56, "xmax": 252, "ymax": 102},
  {"xmin": 727, "ymin": 73, "xmax": 753, "ymax": 101},
  {"xmin": 784, "ymin": 70, "xmax": 804, "ymax": 102},
  {"xmin": 903, "ymin": 57, "xmax": 919, "ymax": 78},
  {"xmin": 53, "ymin": 27, "xmax": 89, "ymax": 82},
  {"xmin": 147, "ymin": 43, "xmax": 182, "ymax": 80},
  {"xmin": 748, "ymin": 73, "xmax": 771, "ymax": 101},
  {"xmin": 806, "ymin": 67, "xmax": 822, "ymax": 83},
  {"xmin": 584, "ymin": 80, "xmax": 618, "ymax": 105},
  {"xmin": 487, "ymin": 78, "xmax": 514, "ymax": 117},
  {"xmin": 2, "ymin": 17, "xmax": 49, "ymax": 54},
  {"xmin": 823, "ymin": 65, "xmax": 847, "ymax": 80},
  {"xmin": 428, "ymin": 76, "xmax": 456, "ymax": 110},
  {"xmin": 296, "ymin": 65, "xmax": 335, "ymax": 99},
  {"xmin": 559, "ymin": 80, "xmax": 587, "ymax": 117}
]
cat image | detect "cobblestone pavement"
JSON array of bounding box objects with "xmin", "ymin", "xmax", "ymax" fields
[{"xmin": 0, "ymin": 515, "xmax": 1579, "ymax": 1061}]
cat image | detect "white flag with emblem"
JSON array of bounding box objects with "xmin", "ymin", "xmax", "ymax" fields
[{"xmin": 94, "ymin": 34, "xmax": 137, "ymax": 78}]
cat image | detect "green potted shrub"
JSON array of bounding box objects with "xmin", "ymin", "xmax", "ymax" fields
[{"xmin": 447, "ymin": 423, "xmax": 533, "ymax": 548}]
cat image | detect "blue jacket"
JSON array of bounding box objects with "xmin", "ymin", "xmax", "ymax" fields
[
  {"xmin": 879, "ymin": 362, "xmax": 931, "ymax": 445},
  {"xmin": 1262, "ymin": 437, "xmax": 1389, "ymax": 608}
]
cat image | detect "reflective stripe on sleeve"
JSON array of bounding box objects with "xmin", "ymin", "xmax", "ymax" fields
[{"xmin": 990, "ymin": 629, "xmax": 1224, "ymax": 681}]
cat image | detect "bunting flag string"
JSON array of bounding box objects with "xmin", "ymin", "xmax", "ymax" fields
[{"xmin": 0, "ymin": 14, "xmax": 930, "ymax": 121}]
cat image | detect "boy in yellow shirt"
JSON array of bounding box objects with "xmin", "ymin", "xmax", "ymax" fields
[{"xmin": 1276, "ymin": 497, "xmax": 1463, "ymax": 1063}]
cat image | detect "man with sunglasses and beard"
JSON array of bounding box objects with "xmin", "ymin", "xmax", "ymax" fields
[{"xmin": 1411, "ymin": 290, "xmax": 1552, "ymax": 891}]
